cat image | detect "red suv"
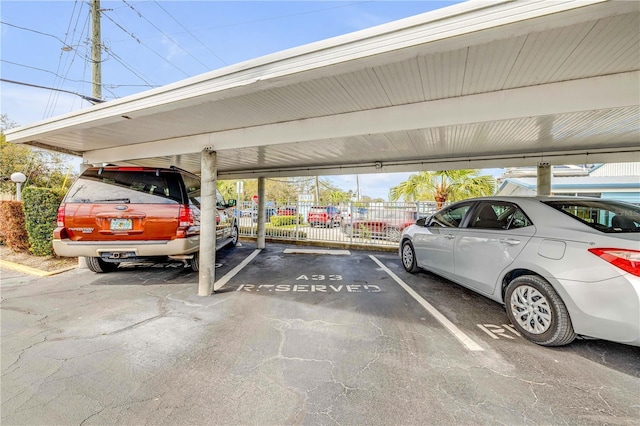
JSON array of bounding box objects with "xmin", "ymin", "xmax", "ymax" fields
[
  {"xmin": 53, "ymin": 166, "xmax": 238, "ymax": 273},
  {"xmin": 307, "ymin": 206, "xmax": 342, "ymax": 228}
]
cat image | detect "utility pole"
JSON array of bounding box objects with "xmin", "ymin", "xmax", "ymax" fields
[{"xmin": 91, "ymin": 0, "xmax": 102, "ymax": 100}]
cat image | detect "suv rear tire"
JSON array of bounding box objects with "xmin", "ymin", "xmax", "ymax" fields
[
  {"xmin": 231, "ymin": 224, "xmax": 239, "ymax": 246},
  {"xmin": 190, "ymin": 251, "xmax": 200, "ymax": 272},
  {"xmin": 86, "ymin": 257, "xmax": 119, "ymax": 273}
]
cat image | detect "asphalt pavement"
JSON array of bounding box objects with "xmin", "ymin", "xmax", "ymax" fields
[{"xmin": 1, "ymin": 241, "xmax": 638, "ymax": 425}]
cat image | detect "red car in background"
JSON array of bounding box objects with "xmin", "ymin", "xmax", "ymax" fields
[
  {"xmin": 277, "ymin": 206, "xmax": 297, "ymax": 215},
  {"xmin": 307, "ymin": 206, "xmax": 342, "ymax": 227},
  {"xmin": 342, "ymin": 209, "xmax": 416, "ymax": 242}
]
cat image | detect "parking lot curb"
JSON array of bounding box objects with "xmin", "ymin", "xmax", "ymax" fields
[
  {"xmin": 0, "ymin": 259, "xmax": 76, "ymax": 277},
  {"xmin": 239, "ymin": 236, "xmax": 398, "ymax": 252}
]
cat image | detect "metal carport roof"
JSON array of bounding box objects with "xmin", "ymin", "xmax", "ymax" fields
[{"xmin": 6, "ymin": 0, "xmax": 640, "ymax": 178}]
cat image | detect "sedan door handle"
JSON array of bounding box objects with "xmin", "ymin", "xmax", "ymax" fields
[
  {"xmin": 444, "ymin": 234, "xmax": 456, "ymax": 240},
  {"xmin": 499, "ymin": 238, "xmax": 521, "ymax": 246}
]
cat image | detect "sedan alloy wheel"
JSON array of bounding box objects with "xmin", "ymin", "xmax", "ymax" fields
[
  {"xmin": 401, "ymin": 241, "xmax": 419, "ymax": 273},
  {"xmin": 509, "ymin": 285, "xmax": 552, "ymax": 334},
  {"xmin": 504, "ymin": 275, "xmax": 576, "ymax": 346}
]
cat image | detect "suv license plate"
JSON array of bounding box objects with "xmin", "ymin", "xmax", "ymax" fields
[{"xmin": 110, "ymin": 218, "xmax": 132, "ymax": 230}]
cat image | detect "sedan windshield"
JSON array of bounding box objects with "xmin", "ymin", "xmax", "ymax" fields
[{"xmin": 543, "ymin": 200, "xmax": 640, "ymax": 233}]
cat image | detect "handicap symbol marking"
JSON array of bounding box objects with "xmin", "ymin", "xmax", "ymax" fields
[{"xmin": 477, "ymin": 323, "xmax": 521, "ymax": 340}]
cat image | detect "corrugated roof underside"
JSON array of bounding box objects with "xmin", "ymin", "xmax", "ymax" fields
[
  {"xmin": 125, "ymin": 106, "xmax": 640, "ymax": 174},
  {"xmin": 35, "ymin": 10, "xmax": 639, "ymax": 153}
]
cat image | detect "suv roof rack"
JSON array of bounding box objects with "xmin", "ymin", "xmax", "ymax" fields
[{"xmin": 169, "ymin": 165, "xmax": 199, "ymax": 177}]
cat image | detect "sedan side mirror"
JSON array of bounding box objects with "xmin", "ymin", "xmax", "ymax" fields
[{"xmin": 416, "ymin": 217, "xmax": 427, "ymax": 227}]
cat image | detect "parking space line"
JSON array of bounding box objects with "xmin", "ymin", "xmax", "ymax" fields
[
  {"xmin": 214, "ymin": 249, "xmax": 262, "ymax": 292},
  {"xmin": 369, "ymin": 255, "xmax": 484, "ymax": 352}
]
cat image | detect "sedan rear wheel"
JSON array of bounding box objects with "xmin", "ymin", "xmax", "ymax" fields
[
  {"xmin": 401, "ymin": 241, "xmax": 420, "ymax": 273},
  {"xmin": 505, "ymin": 275, "xmax": 576, "ymax": 346}
]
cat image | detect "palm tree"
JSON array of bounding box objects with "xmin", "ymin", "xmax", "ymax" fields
[{"xmin": 389, "ymin": 169, "xmax": 496, "ymax": 209}]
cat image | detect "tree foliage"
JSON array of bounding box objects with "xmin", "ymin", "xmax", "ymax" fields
[
  {"xmin": 389, "ymin": 169, "xmax": 496, "ymax": 208},
  {"xmin": 1, "ymin": 114, "xmax": 78, "ymax": 196},
  {"xmin": 218, "ymin": 176, "xmax": 380, "ymax": 206}
]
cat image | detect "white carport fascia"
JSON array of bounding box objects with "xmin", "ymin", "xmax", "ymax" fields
[
  {"xmin": 5, "ymin": 0, "xmax": 617, "ymax": 145},
  {"xmin": 217, "ymin": 147, "xmax": 640, "ymax": 180},
  {"xmin": 82, "ymin": 71, "xmax": 640, "ymax": 165}
]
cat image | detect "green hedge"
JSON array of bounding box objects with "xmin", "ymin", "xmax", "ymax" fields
[
  {"xmin": 270, "ymin": 214, "xmax": 305, "ymax": 227},
  {"xmin": 22, "ymin": 187, "xmax": 65, "ymax": 256},
  {"xmin": 239, "ymin": 226, "xmax": 307, "ymax": 240}
]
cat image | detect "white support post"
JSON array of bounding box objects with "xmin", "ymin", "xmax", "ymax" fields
[
  {"xmin": 199, "ymin": 149, "xmax": 217, "ymax": 296},
  {"xmin": 257, "ymin": 177, "xmax": 266, "ymax": 249},
  {"xmin": 537, "ymin": 162, "xmax": 552, "ymax": 196}
]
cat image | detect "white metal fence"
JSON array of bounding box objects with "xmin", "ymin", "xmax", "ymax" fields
[{"xmin": 235, "ymin": 201, "xmax": 441, "ymax": 248}]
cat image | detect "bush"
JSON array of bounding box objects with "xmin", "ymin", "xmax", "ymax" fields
[
  {"xmin": 270, "ymin": 214, "xmax": 305, "ymax": 227},
  {"xmin": 0, "ymin": 201, "xmax": 29, "ymax": 251},
  {"xmin": 239, "ymin": 226, "xmax": 307, "ymax": 240},
  {"xmin": 22, "ymin": 187, "xmax": 65, "ymax": 256}
]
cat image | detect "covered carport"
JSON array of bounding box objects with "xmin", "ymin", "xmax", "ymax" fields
[{"xmin": 6, "ymin": 0, "xmax": 640, "ymax": 296}]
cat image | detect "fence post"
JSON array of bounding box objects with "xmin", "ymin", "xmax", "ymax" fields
[{"xmin": 349, "ymin": 202, "xmax": 353, "ymax": 245}]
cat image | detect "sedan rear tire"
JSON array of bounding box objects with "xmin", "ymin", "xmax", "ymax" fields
[
  {"xmin": 401, "ymin": 240, "xmax": 420, "ymax": 273},
  {"xmin": 505, "ymin": 275, "xmax": 576, "ymax": 346}
]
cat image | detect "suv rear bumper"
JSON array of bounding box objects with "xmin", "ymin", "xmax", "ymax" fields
[{"xmin": 53, "ymin": 237, "xmax": 200, "ymax": 258}]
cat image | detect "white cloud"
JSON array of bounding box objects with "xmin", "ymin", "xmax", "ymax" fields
[{"xmin": 161, "ymin": 35, "xmax": 183, "ymax": 62}]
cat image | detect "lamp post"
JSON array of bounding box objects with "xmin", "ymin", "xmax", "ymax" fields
[{"xmin": 10, "ymin": 172, "xmax": 26, "ymax": 201}]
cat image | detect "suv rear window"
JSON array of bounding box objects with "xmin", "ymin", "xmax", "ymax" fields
[
  {"xmin": 65, "ymin": 169, "xmax": 185, "ymax": 204},
  {"xmin": 543, "ymin": 199, "xmax": 640, "ymax": 233}
]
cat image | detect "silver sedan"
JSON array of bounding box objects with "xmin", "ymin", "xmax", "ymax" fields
[{"xmin": 399, "ymin": 196, "xmax": 640, "ymax": 347}]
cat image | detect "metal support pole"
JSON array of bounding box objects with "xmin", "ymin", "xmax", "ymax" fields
[
  {"xmin": 257, "ymin": 177, "xmax": 266, "ymax": 249},
  {"xmin": 91, "ymin": 0, "xmax": 102, "ymax": 100},
  {"xmin": 537, "ymin": 162, "xmax": 552, "ymax": 196},
  {"xmin": 199, "ymin": 149, "xmax": 217, "ymax": 296}
]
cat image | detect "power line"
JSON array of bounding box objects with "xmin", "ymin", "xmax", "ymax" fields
[
  {"xmin": 0, "ymin": 20, "xmax": 68, "ymax": 46},
  {"xmin": 101, "ymin": 9, "xmax": 190, "ymax": 78},
  {"xmin": 1, "ymin": 78, "xmax": 105, "ymax": 104},
  {"xmin": 152, "ymin": 0, "xmax": 227, "ymax": 67},
  {"xmin": 104, "ymin": 46, "xmax": 157, "ymax": 86},
  {"xmin": 0, "ymin": 59, "xmax": 119, "ymax": 99},
  {"xmin": 45, "ymin": 1, "xmax": 91, "ymax": 118},
  {"xmin": 151, "ymin": 1, "xmax": 373, "ymax": 43},
  {"xmin": 122, "ymin": 0, "xmax": 211, "ymax": 72}
]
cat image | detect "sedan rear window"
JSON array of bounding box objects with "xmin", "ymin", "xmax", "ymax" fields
[{"xmin": 543, "ymin": 200, "xmax": 640, "ymax": 233}]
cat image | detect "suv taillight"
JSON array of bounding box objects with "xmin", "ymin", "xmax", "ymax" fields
[
  {"xmin": 588, "ymin": 248, "xmax": 640, "ymax": 277},
  {"xmin": 179, "ymin": 205, "xmax": 194, "ymax": 227},
  {"xmin": 57, "ymin": 205, "xmax": 65, "ymax": 227}
]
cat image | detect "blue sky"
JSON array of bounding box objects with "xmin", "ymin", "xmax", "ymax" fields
[{"xmin": 1, "ymin": 0, "xmax": 503, "ymax": 199}]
